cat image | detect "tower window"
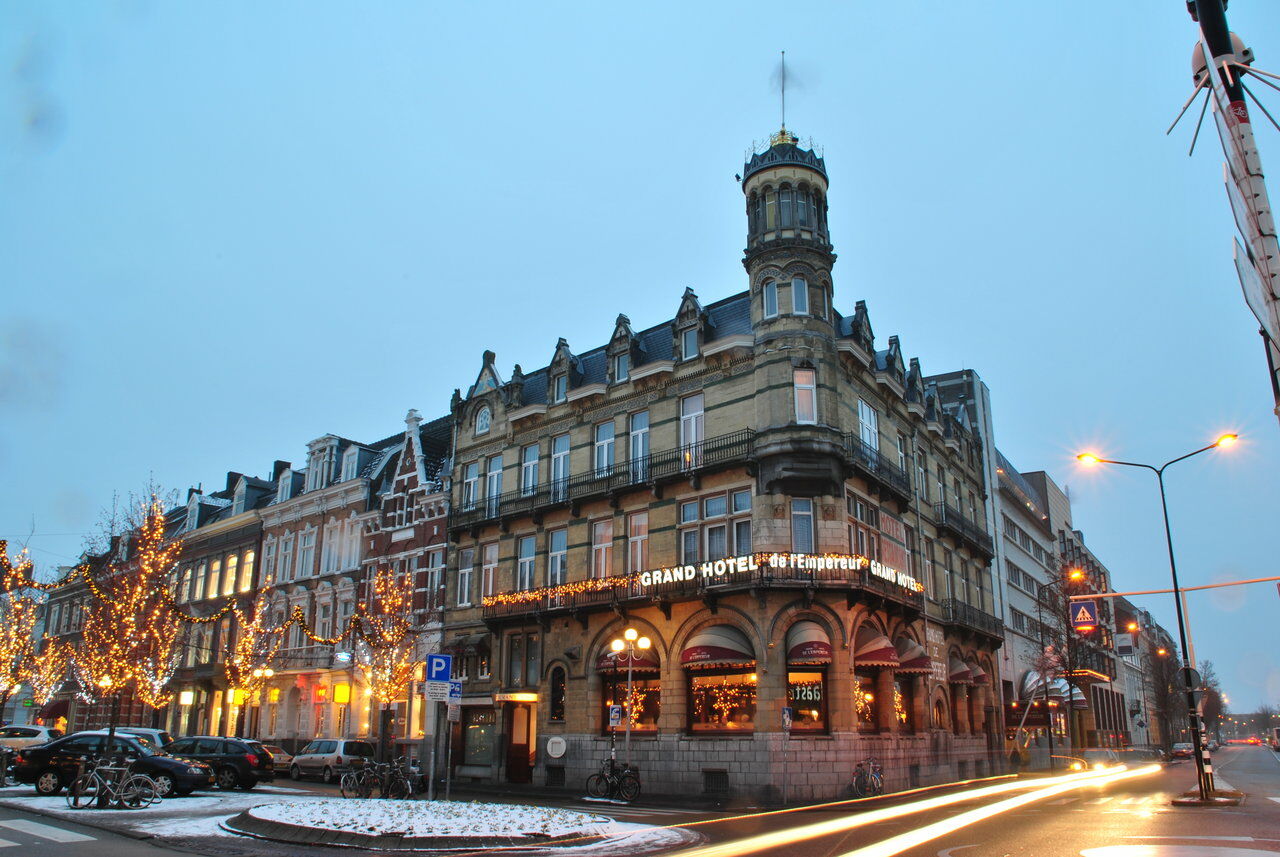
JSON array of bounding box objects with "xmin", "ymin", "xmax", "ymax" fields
[
  {"xmin": 780, "ymin": 188, "xmax": 794, "ymax": 228},
  {"xmin": 794, "ymin": 368, "xmax": 816, "ymax": 425},
  {"xmin": 763, "ymin": 281, "xmax": 778, "ymax": 319},
  {"xmin": 765, "ymin": 190, "xmax": 777, "ymax": 230},
  {"xmin": 792, "ymin": 277, "xmax": 809, "ymax": 315},
  {"xmin": 791, "ymin": 499, "xmax": 815, "ymax": 553},
  {"xmin": 681, "ymin": 327, "xmax": 699, "ymax": 360},
  {"xmin": 798, "ymin": 190, "xmax": 810, "ymax": 227}
]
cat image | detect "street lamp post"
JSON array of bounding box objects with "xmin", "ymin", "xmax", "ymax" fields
[
  {"xmin": 609, "ymin": 627, "xmax": 651, "ymax": 769},
  {"xmin": 1077, "ymin": 433, "xmax": 1237, "ymax": 801}
]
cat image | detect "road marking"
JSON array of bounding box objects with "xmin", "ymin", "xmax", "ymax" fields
[
  {"xmin": 0, "ymin": 840, "xmax": 18, "ymax": 849},
  {"xmin": 1084, "ymin": 847, "xmax": 1280, "ymax": 856},
  {"xmin": 1269, "ymin": 797, "xmax": 1280, "ymax": 805},
  {"xmin": 1086, "ymin": 797, "xmax": 1113, "ymax": 804},
  {"xmin": 936, "ymin": 847, "xmax": 976, "ymax": 857},
  {"xmin": 0, "ymin": 819, "xmax": 94, "ymax": 842},
  {"xmin": 1048, "ymin": 797, "xmax": 1077, "ymax": 805}
]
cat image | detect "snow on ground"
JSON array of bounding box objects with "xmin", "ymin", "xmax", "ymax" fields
[
  {"xmin": 248, "ymin": 798, "xmax": 614, "ymax": 838},
  {"xmin": 0, "ymin": 786, "xmax": 308, "ymax": 834}
]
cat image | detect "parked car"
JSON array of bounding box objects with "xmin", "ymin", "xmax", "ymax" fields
[
  {"xmin": 261, "ymin": 744, "xmax": 293, "ymax": 772},
  {"xmin": 13, "ymin": 731, "xmax": 215, "ymax": 797},
  {"xmin": 115, "ymin": 727, "xmax": 172, "ymax": 750},
  {"xmin": 162, "ymin": 736, "xmax": 274, "ymax": 790},
  {"xmin": 1170, "ymin": 742, "xmax": 1195, "ymax": 759},
  {"xmin": 0, "ymin": 725, "xmax": 62, "ymax": 751},
  {"xmin": 289, "ymin": 738, "xmax": 376, "ymax": 783}
]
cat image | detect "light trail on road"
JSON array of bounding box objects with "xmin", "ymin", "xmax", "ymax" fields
[
  {"xmin": 832, "ymin": 765, "xmax": 1163, "ymax": 857},
  {"xmin": 667, "ymin": 766, "xmax": 1151, "ymax": 857}
]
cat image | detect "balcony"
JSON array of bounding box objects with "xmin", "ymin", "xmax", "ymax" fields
[
  {"xmin": 940, "ymin": 598, "xmax": 1005, "ymax": 642},
  {"xmin": 843, "ymin": 434, "xmax": 912, "ymax": 504},
  {"xmin": 933, "ymin": 503, "xmax": 995, "ymax": 559},
  {"xmin": 450, "ymin": 430, "xmax": 756, "ymax": 532},
  {"xmin": 482, "ymin": 556, "xmax": 924, "ymax": 622}
]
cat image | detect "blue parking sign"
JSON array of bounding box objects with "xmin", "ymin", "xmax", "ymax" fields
[{"xmin": 427, "ymin": 653, "xmax": 453, "ymax": 682}]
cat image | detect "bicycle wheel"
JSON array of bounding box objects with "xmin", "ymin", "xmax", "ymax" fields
[
  {"xmin": 384, "ymin": 775, "xmax": 410, "ymax": 800},
  {"xmin": 67, "ymin": 774, "xmax": 101, "ymax": 809},
  {"xmin": 871, "ymin": 774, "xmax": 884, "ymax": 796},
  {"xmin": 617, "ymin": 772, "xmax": 641, "ymax": 802},
  {"xmin": 120, "ymin": 775, "xmax": 158, "ymax": 809},
  {"xmin": 339, "ymin": 772, "xmax": 359, "ymax": 799},
  {"xmin": 852, "ymin": 771, "xmax": 868, "ymax": 798},
  {"xmin": 585, "ymin": 773, "xmax": 608, "ymax": 798}
]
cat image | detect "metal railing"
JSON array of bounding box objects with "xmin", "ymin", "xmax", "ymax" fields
[
  {"xmin": 483, "ymin": 557, "xmax": 924, "ymax": 620},
  {"xmin": 940, "ymin": 598, "xmax": 1005, "ymax": 639},
  {"xmin": 843, "ymin": 435, "xmax": 912, "ymax": 499},
  {"xmin": 933, "ymin": 503, "xmax": 995, "ymax": 557},
  {"xmin": 451, "ymin": 430, "xmax": 756, "ymax": 530}
]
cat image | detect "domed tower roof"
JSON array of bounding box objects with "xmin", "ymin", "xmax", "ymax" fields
[{"xmin": 741, "ymin": 127, "xmax": 827, "ymax": 188}]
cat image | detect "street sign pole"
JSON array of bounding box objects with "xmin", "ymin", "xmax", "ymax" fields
[
  {"xmin": 444, "ymin": 713, "xmax": 454, "ymax": 802},
  {"xmin": 781, "ymin": 706, "xmax": 793, "ymax": 805}
]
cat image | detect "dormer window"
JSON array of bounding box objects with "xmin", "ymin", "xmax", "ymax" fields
[
  {"xmin": 277, "ymin": 471, "xmax": 293, "ymax": 503},
  {"xmin": 475, "ymin": 406, "xmax": 492, "ymax": 436},
  {"xmin": 791, "ymin": 277, "xmax": 809, "ymax": 315},
  {"xmin": 341, "ymin": 447, "xmax": 361, "ymax": 481},
  {"xmin": 681, "ymin": 327, "xmax": 699, "ymax": 360},
  {"xmin": 552, "ymin": 375, "xmax": 567, "ymax": 404},
  {"xmin": 614, "ymin": 353, "xmax": 630, "ymax": 383},
  {"xmin": 763, "ymin": 281, "xmax": 779, "ymax": 319}
]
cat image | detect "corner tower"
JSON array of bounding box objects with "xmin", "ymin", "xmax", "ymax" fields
[{"xmin": 742, "ymin": 128, "xmax": 835, "ymax": 329}]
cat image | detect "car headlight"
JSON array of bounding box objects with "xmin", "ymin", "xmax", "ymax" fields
[{"xmin": 187, "ymin": 766, "xmax": 204, "ymax": 775}]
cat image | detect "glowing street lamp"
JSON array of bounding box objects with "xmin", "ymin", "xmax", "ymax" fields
[
  {"xmin": 1075, "ymin": 433, "xmax": 1238, "ymax": 800},
  {"xmin": 610, "ymin": 627, "xmax": 651, "ymax": 768}
]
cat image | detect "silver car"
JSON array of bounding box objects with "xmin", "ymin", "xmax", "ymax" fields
[{"xmin": 288, "ymin": 738, "xmax": 376, "ymax": 783}]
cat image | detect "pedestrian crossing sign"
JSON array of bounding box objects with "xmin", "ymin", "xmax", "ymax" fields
[{"xmin": 1071, "ymin": 600, "xmax": 1098, "ymax": 631}]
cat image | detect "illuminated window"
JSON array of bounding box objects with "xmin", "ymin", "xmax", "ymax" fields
[
  {"xmin": 603, "ymin": 675, "xmax": 660, "ymax": 733},
  {"xmin": 223, "ymin": 555, "xmax": 238, "ymax": 596},
  {"xmin": 787, "ymin": 671, "xmax": 827, "ymax": 732},
  {"xmin": 550, "ymin": 667, "xmax": 566, "ymax": 721},
  {"xmin": 689, "ymin": 672, "xmax": 756, "ymax": 733},
  {"xmin": 794, "ymin": 368, "xmax": 816, "ymax": 424}
]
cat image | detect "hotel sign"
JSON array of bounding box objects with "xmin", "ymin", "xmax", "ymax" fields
[{"xmin": 635, "ymin": 553, "xmax": 923, "ymax": 594}]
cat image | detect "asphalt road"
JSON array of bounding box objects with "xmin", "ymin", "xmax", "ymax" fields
[{"xmin": 0, "ymin": 806, "xmax": 194, "ymax": 856}]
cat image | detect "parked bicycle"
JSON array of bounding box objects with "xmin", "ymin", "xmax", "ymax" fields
[
  {"xmin": 586, "ymin": 756, "xmax": 641, "ymax": 802},
  {"xmin": 67, "ymin": 755, "xmax": 160, "ymax": 810},
  {"xmin": 340, "ymin": 756, "xmax": 416, "ymax": 800},
  {"xmin": 851, "ymin": 757, "xmax": 884, "ymax": 798}
]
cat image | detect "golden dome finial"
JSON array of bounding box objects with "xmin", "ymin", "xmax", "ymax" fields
[{"xmin": 770, "ymin": 125, "xmax": 798, "ymax": 147}]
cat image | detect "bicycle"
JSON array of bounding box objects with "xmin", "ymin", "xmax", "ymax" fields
[
  {"xmin": 340, "ymin": 756, "xmax": 416, "ymax": 800},
  {"xmin": 585, "ymin": 756, "xmax": 641, "ymax": 802},
  {"xmin": 851, "ymin": 758, "xmax": 884, "ymax": 798},
  {"xmin": 67, "ymin": 756, "xmax": 160, "ymax": 810},
  {"xmin": 340, "ymin": 758, "xmax": 381, "ymax": 799}
]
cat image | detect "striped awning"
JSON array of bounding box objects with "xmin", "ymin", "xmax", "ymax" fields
[
  {"xmin": 948, "ymin": 656, "xmax": 973, "ymax": 684},
  {"xmin": 893, "ymin": 637, "xmax": 931, "ymax": 675},
  {"xmin": 1020, "ymin": 671, "xmax": 1087, "ymax": 709},
  {"xmin": 853, "ymin": 628, "xmax": 900, "ymax": 669},
  {"xmin": 596, "ymin": 650, "xmax": 661, "ymax": 674},
  {"xmin": 968, "ymin": 663, "xmax": 990, "ymax": 685},
  {"xmin": 681, "ymin": 625, "xmax": 755, "ymax": 669},
  {"xmin": 785, "ymin": 621, "xmax": 833, "ymax": 665}
]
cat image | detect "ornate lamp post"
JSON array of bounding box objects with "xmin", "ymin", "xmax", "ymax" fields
[
  {"xmin": 1077, "ymin": 433, "xmax": 1237, "ymax": 801},
  {"xmin": 609, "ymin": 628, "xmax": 651, "ymax": 768}
]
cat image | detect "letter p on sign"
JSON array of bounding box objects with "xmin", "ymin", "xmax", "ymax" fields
[{"xmin": 427, "ymin": 654, "xmax": 453, "ymax": 682}]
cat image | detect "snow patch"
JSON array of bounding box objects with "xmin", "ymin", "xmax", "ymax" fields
[{"xmin": 248, "ymin": 799, "xmax": 613, "ymax": 838}]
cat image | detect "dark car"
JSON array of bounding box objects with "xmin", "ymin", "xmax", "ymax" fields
[
  {"xmin": 162, "ymin": 736, "xmax": 274, "ymax": 790},
  {"xmin": 14, "ymin": 732, "xmax": 215, "ymax": 797}
]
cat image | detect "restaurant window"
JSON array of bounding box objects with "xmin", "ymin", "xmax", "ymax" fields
[
  {"xmin": 894, "ymin": 679, "xmax": 913, "ymax": 731},
  {"xmin": 853, "ymin": 673, "xmax": 877, "ymax": 732},
  {"xmin": 463, "ymin": 708, "xmax": 497, "ymax": 766},
  {"xmin": 603, "ymin": 675, "xmax": 661, "ymax": 734},
  {"xmin": 549, "ymin": 667, "xmax": 566, "ymax": 721},
  {"xmin": 791, "ymin": 499, "xmax": 814, "ymax": 553},
  {"xmin": 787, "ymin": 671, "xmax": 827, "ymax": 732},
  {"xmin": 689, "ymin": 672, "xmax": 757, "ymax": 733}
]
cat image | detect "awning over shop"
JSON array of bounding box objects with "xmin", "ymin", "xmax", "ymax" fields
[
  {"xmin": 785, "ymin": 621, "xmax": 833, "ymax": 665},
  {"xmin": 948, "ymin": 656, "xmax": 973, "ymax": 684},
  {"xmin": 968, "ymin": 663, "xmax": 990, "ymax": 685},
  {"xmin": 853, "ymin": 628, "xmax": 899, "ymax": 668},
  {"xmin": 681, "ymin": 625, "xmax": 755, "ymax": 669},
  {"xmin": 893, "ymin": 637, "xmax": 932, "ymax": 674},
  {"xmin": 443, "ymin": 633, "xmax": 490, "ymax": 655},
  {"xmin": 596, "ymin": 650, "xmax": 661, "ymax": 674},
  {"xmin": 1019, "ymin": 671, "xmax": 1088, "ymax": 709},
  {"xmin": 37, "ymin": 699, "xmax": 69, "ymax": 721}
]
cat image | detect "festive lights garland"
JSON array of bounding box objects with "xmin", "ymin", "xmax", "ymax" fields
[
  {"xmin": 354, "ymin": 568, "xmax": 419, "ymax": 704},
  {"xmin": 27, "ymin": 636, "xmax": 70, "ymax": 709}
]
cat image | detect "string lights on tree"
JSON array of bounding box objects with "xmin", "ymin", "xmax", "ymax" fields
[{"xmin": 354, "ymin": 567, "xmax": 419, "ymax": 705}]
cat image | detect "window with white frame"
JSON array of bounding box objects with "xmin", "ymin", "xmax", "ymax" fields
[
  {"xmin": 628, "ymin": 512, "xmax": 648, "ymax": 572},
  {"xmin": 240, "ymin": 550, "xmax": 255, "ymax": 592},
  {"xmin": 591, "ymin": 519, "xmax": 613, "ymax": 578},
  {"xmin": 520, "ymin": 445, "xmax": 539, "ymax": 496},
  {"xmin": 794, "ymin": 368, "xmax": 816, "ymax": 424},
  {"xmin": 594, "ymin": 421, "xmax": 615, "ymax": 477},
  {"xmin": 548, "ymin": 529, "xmax": 567, "ymax": 587},
  {"xmin": 858, "ymin": 399, "xmax": 879, "ymax": 451},
  {"xmin": 263, "ymin": 540, "xmax": 277, "ymax": 584},
  {"xmin": 679, "ymin": 489, "xmax": 752, "ymax": 564},
  {"xmin": 344, "ymin": 518, "xmax": 361, "ymax": 568},
  {"xmin": 516, "ymin": 536, "xmax": 536, "ymax": 591},
  {"xmin": 191, "ymin": 561, "xmax": 207, "ymax": 602},
  {"xmin": 552, "ymin": 374, "xmax": 567, "ymax": 404},
  {"xmin": 791, "ymin": 277, "xmax": 809, "ymax": 315},
  {"xmin": 681, "ymin": 327, "xmax": 698, "ymax": 360},
  {"xmin": 206, "ymin": 559, "xmax": 222, "ymax": 600},
  {"xmin": 917, "ymin": 451, "xmax": 928, "ymax": 501},
  {"xmin": 280, "ymin": 534, "xmax": 295, "ymax": 581},
  {"xmin": 481, "ymin": 542, "xmax": 498, "ymax": 599},
  {"xmin": 457, "ymin": 548, "xmax": 475, "ymax": 607},
  {"xmin": 847, "ymin": 493, "xmax": 880, "ymax": 560},
  {"xmin": 680, "ymin": 393, "xmax": 704, "ymax": 469},
  {"xmin": 341, "ymin": 447, "xmax": 360, "ymax": 481},
  {"xmin": 223, "ymin": 555, "xmax": 238, "ymax": 596},
  {"xmin": 485, "ymin": 454, "xmax": 503, "ymax": 515},
  {"xmin": 461, "ymin": 462, "xmax": 479, "ymax": 511},
  {"xmin": 897, "ymin": 432, "xmax": 908, "ymax": 472},
  {"xmin": 277, "ymin": 472, "xmax": 292, "ymax": 503},
  {"xmin": 614, "ymin": 353, "xmax": 629, "ymax": 382},
  {"xmin": 763, "ymin": 280, "xmax": 778, "ymax": 318},
  {"xmin": 791, "ymin": 498, "xmax": 814, "ymax": 553},
  {"xmin": 629, "ymin": 411, "xmax": 649, "ymax": 481},
  {"xmin": 298, "ymin": 530, "xmax": 316, "ymax": 578},
  {"xmin": 474, "ymin": 406, "xmax": 491, "ymax": 436},
  {"xmin": 321, "ymin": 521, "xmax": 339, "ymax": 574},
  {"xmin": 550, "ymin": 434, "xmax": 570, "ymax": 499}
]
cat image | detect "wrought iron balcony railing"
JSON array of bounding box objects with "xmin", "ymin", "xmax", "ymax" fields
[
  {"xmin": 843, "ymin": 434, "xmax": 912, "ymax": 501},
  {"xmin": 450, "ymin": 430, "xmax": 756, "ymax": 531},
  {"xmin": 940, "ymin": 598, "xmax": 1005, "ymax": 640},
  {"xmin": 933, "ymin": 503, "xmax": 995, "ymax": 558}
]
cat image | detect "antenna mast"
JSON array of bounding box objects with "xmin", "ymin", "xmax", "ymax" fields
[{"xmin": 780, "ymin": 50, "xmax": 786, "ymax": 130}]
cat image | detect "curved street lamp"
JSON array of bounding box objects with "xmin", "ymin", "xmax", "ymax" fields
[
  {"xmin": 610, "ymin": 628, "xmax": 651, "ymax": 768},
  {"xmin": 1076, "ymin": 432, "xmax": 1237, "ymax": 800}
]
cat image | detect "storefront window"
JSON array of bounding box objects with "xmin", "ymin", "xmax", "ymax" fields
[
  {"xmin": 689, "ymin": 672, "xmax": 757, "ymax": 732},
  {"xmin": 853, "ymin": 673, "xmax": 877, "ymax": 731},
  {"xmin": 786, "ymin": 670, "xmax": 827, "ymax": 732},
  {"xmin": 602, "ymin": 676, "xmax": 660, "ymax": 733},
  {"xmin": 550, "ymin": 667, "xmax": 566, "ymax": 722},
  {"xmin": 463, "ymin": 709, "xmax": 497, "ymax": 765},
  {"xmin": 894, "ymin": 679, "xmax": 912, "ymax": 731}
]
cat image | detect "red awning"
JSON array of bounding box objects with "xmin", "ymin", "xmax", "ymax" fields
[
  {"xmin": 948, "ymin": 656, "xmax": 973, "ymax": 684},
  {"xmin": 681, "ymin": 625, "xmax": 755, "ymax": 669},
  {"xmin": 785, "ymin": 621, "xmax": 833, "ymax": 665},
  {"xmin": 37, "ymin": 698, "xmax": 69, "ymax": 721},
  {"xmin": 853, "ymin": 629, "xmax": 899, "ymax": 669},
  {"xmin": 596, "ymin": 650, "xmax": 661, "ymax": 674},
  {"xmin": 893, "ymin": 637, "xmax": 931, "ymax": 675},
  {"xmin": 968, "ymin": 663, "xmax": 990, "ymax": 685}
]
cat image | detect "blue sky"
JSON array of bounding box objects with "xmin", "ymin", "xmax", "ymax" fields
[{"xmin": 1, "ymin": 1, "xmax": 1277, "ymax": 712}]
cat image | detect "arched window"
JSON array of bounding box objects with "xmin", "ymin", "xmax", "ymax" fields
[
  {"xmin": 791, "ymin": 277, "xmax": 809, "ymax": 315},
  {"xmin": 764, "ymin": 189, "xmax": 777, "ymax": 230},
  {"xmin": 549, "ymin": 666, "xmax": 566, "ymax": 721},
  {"xmin": 598, "ymin": 647, "xmax": 660, "ymax": 733},
  {"xmin": 475, "ymin": 407, "xmax": 491, "ymax": 436},
  {"xmin": 798, "ymin": 188, "xmax": 811, "ymax": 228},
  {"xmin": 785, "ymin": 621, "xmax": 832, "ymax": 733},
  {"xmin": 682, "ymin": 625, "xmax": 756, "ymax": 733},
  {"xmin": 780, "ymin": 187, "xmax": 794, "ymax": 228},
  {"xmin": 763, "ymin": 281, "xmax": 778, "ymax": 318}
]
